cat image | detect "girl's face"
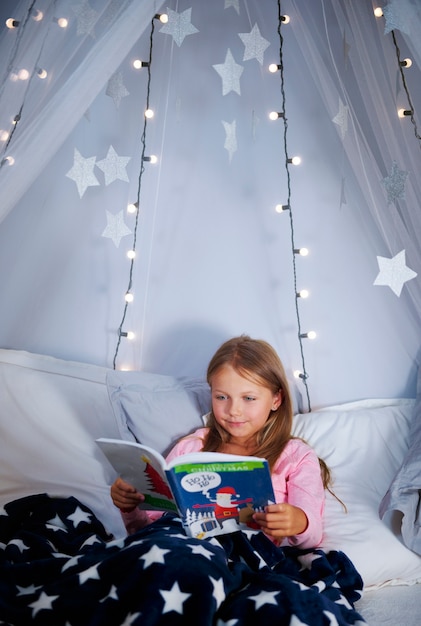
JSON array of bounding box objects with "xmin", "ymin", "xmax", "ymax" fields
[{"xmin": 210, "ymin": 364, "xmax": 282, "ymax": 445}]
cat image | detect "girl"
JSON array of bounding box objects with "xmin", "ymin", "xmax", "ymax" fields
[{"xmin": 111, "ymin": 335, "xmax": 328, "ymax": 548}]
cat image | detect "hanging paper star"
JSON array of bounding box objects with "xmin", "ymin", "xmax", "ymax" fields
[
  {"xmin": 213, "ymin": 49, "xmax": 244, "ymax": 96},
  {"xmin": 225, "ymin": 0, "xmax": 240, "ymax": 14},
  {"xmin": 373, "ymin": 249, "xmax": 417, "ymax": 296},
  {"xmin": 66, "ymin": 148, "xmax": 100, "ymax": 198},
  {"xmin": 383, "ymin": 0, "xmax": 415, "ymax": 35},
  {"xmin": 239, "ymin": 23, "xmax": 270, "ymax": 65},
  {"xmin": 106, "ymin": 72, "xmax": 129, "ymax": 109},
  {"xmin": 381, "ymin": 161, "xmax": 409, "ymax": 204},
  {"xmin": 71, "ymin": 0, "xmax": 98, "ymax": 37},
  {"xmin": 222, "ymin": 120, "xmax": 237, "ymax": 162},
  {"xmin": 96, "ymin": 145, "xmax": 131, "ymax": 185},
  {"xmin": 332, "ymin": 99, "xmax": 349, "ymax": 140},
  {"xmin": 159, "ymin": 8, "xmax": 198, "ymax": 47},
  {"xmin": 102, "ymin": 210, "xmax": 132, "ymax": 248}
]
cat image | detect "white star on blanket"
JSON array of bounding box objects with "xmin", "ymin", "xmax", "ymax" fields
[{"xmin": 160, "ymin": 581, "xmax": 191, "ymax": 614}]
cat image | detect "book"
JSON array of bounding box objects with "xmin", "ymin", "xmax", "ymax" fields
[{"xmin": 96, "ymin": 437, "xmax": 276, "ymax": 539}]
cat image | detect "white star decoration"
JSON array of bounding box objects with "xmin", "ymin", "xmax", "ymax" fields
[
  {"xmin": 239, "ymin": 23, "xmax": 270, "ymax": 65},
  {"xmin": 29, "ymin": 591, "xmax": 59, "ymax": 617},
  {"xmin": 160, "ymin": 581, "xmax": 191, "ymax": 614},
  {"xmin": 96, "ymin": 145, "xmax": 131, "ymax": 185},
  {"xmin": 67, "ymin": 506, "xmax": 92, "ymax": 528},
  {"xmin": 102, "ymin": 210, "xmax": 132, "ymax": 248},
  {"xmin": 383, "ymin": 0, "xmax": 415, "ymax": 35},
  {"xmin": 225, "ymin": 0, "xmax": 240, "ymax": 14},
  {"xmin": 381, "ymin": 161, "xmax": 409, "ymax": 204},
  {"xmin": 72, "ymin": 0, "xmax": 98, "ymax": 37},
  {"xmin": 213, "ymin": 49, "xmax": 244, "ymax": 96},
  {"xmin": 106, "ymin": 72, "xmax": 130, "ymax": 109},
  {"xmin": 374, "ymin": 249, "xmax": 417, "ymax": 297},
  {"xmin": 159, "ymin": 8, "xmax": 199, "ymax": 47},
  {"xmin": 66, "ymin": 148, "xmax": 100, "ymax": 198},
  {"xmin": 140, "ymin": 545, "xmax": 170, "ymax": 568},
  {"xmin": 222, "ymin": 120, "xmax": 237, "ymax": 162},
  {"xmin": 332, "ymin": 99, "xmax": 349, "ymax": 140},
  {"xmin": 249, "ymin": 589, "xmax": 279, "ymax": 609}
]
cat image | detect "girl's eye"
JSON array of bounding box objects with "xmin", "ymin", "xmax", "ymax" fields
[
  {"xmin": 215, "ymin": 394, "xmax": 227, "ymax": 401},
  {"xmin": 245, "ymin": 396, "xmax": 256, "ymax": 401}
]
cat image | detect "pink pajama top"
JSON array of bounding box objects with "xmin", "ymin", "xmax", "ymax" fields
[{"xmin": 121, "ymin": 427, "xmax": 325, "ymax": 549}]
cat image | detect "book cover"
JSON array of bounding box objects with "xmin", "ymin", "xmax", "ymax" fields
[{"xmin": 96, "ymin": 438, "xmax": 275, "ymax": 539}]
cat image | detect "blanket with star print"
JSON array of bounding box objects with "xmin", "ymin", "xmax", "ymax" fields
[{"xmin": 0, "ymin": 494, "xmax": 366, "ymax": 626}]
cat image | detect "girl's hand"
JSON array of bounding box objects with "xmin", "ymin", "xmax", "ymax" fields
[
  {"xmin": 110, "ymin": 477, "xmax": 144, "ymax": 512},
  {"xmin": 253, "ymin": 503, "xmax": 308, "ymax": 540}
]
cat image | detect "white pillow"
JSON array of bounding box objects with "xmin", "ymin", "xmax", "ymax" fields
[
  {"xmin": 0, "ymin": 349, "xmax": 127, "ymax": 539},
  {"xmin": 106, "ymin": 370, "xmax": 211, "ymax": 455},
  {"xmin": 293, "ymin": 399, "xmax": 421, "ymax": 588}
]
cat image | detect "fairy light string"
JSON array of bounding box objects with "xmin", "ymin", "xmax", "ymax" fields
[
  {"xmin": 112, "ymin": 16, "xmax": 157, "ymax": 369},
  {"xmin": 276, "ymin": 1, "xmax": 312, "ymax": 412},
  {"xmin": 391, "ymin": 30, "xmax": 421, "ymax": 148}
]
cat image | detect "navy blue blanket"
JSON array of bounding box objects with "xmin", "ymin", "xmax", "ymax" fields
[{"xmin": 0, "ymin": 494, "xmax": 365, "ymax": 625}]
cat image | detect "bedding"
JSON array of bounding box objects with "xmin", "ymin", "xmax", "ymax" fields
[
  {"xmin": 0, "ymin": 494, "xmax": 365, "ymax": 625},
  {"xmin": 0, "ymin": 348, "xmax": 421, "ymax": 625}
]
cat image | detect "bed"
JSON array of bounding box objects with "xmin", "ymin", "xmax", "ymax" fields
[{"xmin": 0, "ymin": 348, "xmax": 420, "ymax": 625}]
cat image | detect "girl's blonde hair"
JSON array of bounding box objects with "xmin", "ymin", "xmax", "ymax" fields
[{"xmin": 203, "ymin": 335, "xmax": 334, "ymax": 494}]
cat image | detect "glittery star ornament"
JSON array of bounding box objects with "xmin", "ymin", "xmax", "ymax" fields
[
  {"xmin": 225, "ymin": 0, "xmax": 240, "ymax": 14},
  {"xmin": 66, "ymin": 148, "xmax": 100, "ymax": 198},
  {"xmin": 213, "ymin": 49, "xmax": 244, "ymax": 96},
  {"xmin": 383, "ymin": 0, "xmax": 415, "ymax": 35},
  {"xmin": 96, "ymin": 145, "xmax": 131, "ymax": 186},
  {"xmin": 332, "ymin": 98, "xmax": 349, "ymax": 140},
  {"xmin": 159, "ymin": 8, "xmax": 198, "ymax": 47},
  {"xmin": 72, "ymin": 0, "xmax": 98, "ymax": 38},
  {"xmin": 239, "ymin": 23, "xmax": 270, "ymax": 65},
  {"xmin": 106, "ymin": 72, "xmax": 129, "ymax": 109},
  {"xmin": 222, "ymin": 120, "xmax": 237, "ymax": 162},
  {"xmin": 381, "ymin": 161, "xmax": 409, "ymax": 204},
  {"xmin": 373, "ymin": 249, "xmax": 417, "ymax": 297},
  {"xmin": 102, "ymin": 210, "xmax": 132, "ymax": 248}
]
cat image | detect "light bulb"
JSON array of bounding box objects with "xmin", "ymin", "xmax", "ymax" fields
[
  {"xmin": 281, "ymin": 15, "xmax": 290, "ymax": 24},
  {"xmin": 0, "ymin": 130, "xmax": 9, "ymax": 141},
  {"xmin": 143, "ymin": 155, "xmax": 158, "ymax": 164},
  {"xmin": 145, "ymin": 108, "xmax": 154, "ymax": 119},
  {"xmin": 297, "ymin": 289, "xmax": 309, "ymax": 298},
  {"xmin": 6, "ymin": 18, "xmax": 19, "ymax": 28},
  {"xmin": 133, "ymin": 59, "xmax": 149, "ymax": 69},
  {"xmin": 127, "ymin": 331, "xmax": 135, "ymax": 340},
  {"xmin": 54, "ymin": 17, "xmax": 68, "ymax": 28},
  {"xmin": 125, "ymin": 293, "xmax": 134, "ymax": 303},
  {"xmin": 32, "ymin": 9, "xmax": 43, "ymax": 21},
  {"xmin": 398, "ymin": 108, "xmax": 412, "ymax": 118},
  {"xmin": 2, "ymin": 156, "xmax": 15, "ymax": 166},
  {"xmin": 301, "ymin": 331, "xmax": 317, "ymax": 340},
  {"xmin": 37, "ymin": 68, "xmax": 48, "ymax": 79},
  {"xmin": 275, "ymin": 204, "xmax": 289, "ymax": 213},
  {"xmin": 18, "ymin": 69, "xmax": 29, "ymax": 80},
  {"xmin": 127, "ymin": 250, "xmax": 136, "ymax": 260},
  {"xmin": 269, "ymin": 111, "xmax": 284, "ymax": 120},
  {"xmin": 294, "ymin": 248, "xmax": 309, "ymax": 256},
  {"xmin": 155, "ymin": 13, "xmax": 168, "ymax": 23},
  {"xmin": 127, "ymin": 203, "xmax": 137, "ymax": 214},
  {"xmin": 400, "ymin": 58, "xmax": 412, "ymax": 68},
  {"xmin": 288, "ymin": 156, "xmax": 302, "ymax": 165},
  {"xmin": 293, "ymin": 370, "xmax": 306, "ymax": 379},
  {"xmin": 268, "ymin": 63, "xmax": 281, "ymax": 73},
  {"xmin": 373, "ymin": 7, "xmax": 383, "ymax": 17}
]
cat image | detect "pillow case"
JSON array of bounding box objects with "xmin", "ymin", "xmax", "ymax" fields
[
  {"xmin": 379, "ymin": 367, "xmax": 421, "ymax": 555},
  {"xmin": 106, "ymin": 370, "xmax": 211, "ymax": 455},
  {"xmin": 292, "ymin": 399, "xmax": 421, "ymax": 589},
  {"xmin": 0, "ymin": 349, "xmax": 127, "ymax": 539}
]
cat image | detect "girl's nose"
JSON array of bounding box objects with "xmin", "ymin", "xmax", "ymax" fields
[{"xmin": 229, "ymin": 399, "xmax": 241, "ymax": 416}]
